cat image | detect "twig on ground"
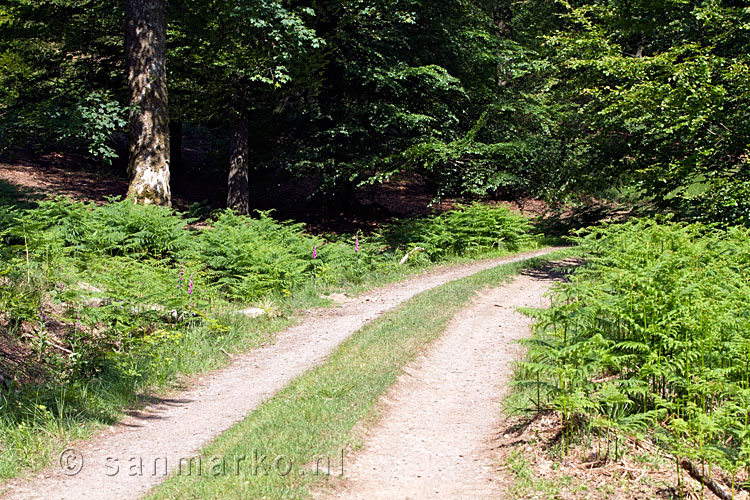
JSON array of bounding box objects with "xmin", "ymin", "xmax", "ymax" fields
[
  {"xmin": 21, "ymin": 332, "xmax": 73, "ymax": 355},
  {"xmin": 399, "ymin": 247, "xmax": 425, "ymax": 265},
  {"xmin": 680, "ymin": 459, "xmax": 733, "ymax": 500}
]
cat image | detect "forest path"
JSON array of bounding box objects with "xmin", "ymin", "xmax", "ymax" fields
[
  {"xmin": 0, "ymin": 248, "xmax": 560, "ymax": 500},
  {"xmin": 317, "ymin": 261, "xmax": 572, "ymax": 500}
]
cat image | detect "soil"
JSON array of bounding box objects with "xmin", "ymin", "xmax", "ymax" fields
[
  {"xmin": 0, "ymin": 150, "xmax": 633, "ymax": 239},
  {"xmin": 0, "ymin": 330, "xmax": 36, "ymax": 387},
  {"xmin": 492, "ymin": 411, "xmax": 747, "ymax": 500},
  {"xmin": 0, "ymin": 153, "xmax": 128, "ymax": 204},
  {"xmin": 316, "ymin": 261, "xmax": 574, "ymax": 500},
  {"xmin": 0, "ymin": 248, "xmax": 560, "ymax": 500}
]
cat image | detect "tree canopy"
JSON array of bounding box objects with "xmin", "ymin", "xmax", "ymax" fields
[{"xmin": 0, "ymin": 0, "xmax": 747, "ymax": 220}]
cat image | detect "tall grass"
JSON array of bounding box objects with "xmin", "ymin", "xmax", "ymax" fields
[{"xmin": 517, "ymin": 217, "xmax": 750, "ymax": 491}]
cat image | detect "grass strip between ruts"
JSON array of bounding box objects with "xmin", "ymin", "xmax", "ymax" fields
[{"xmin": 146, "ymin": 249, "xmax": 573, "ymax": 500}]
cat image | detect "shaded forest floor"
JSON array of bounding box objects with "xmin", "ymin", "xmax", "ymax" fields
[{"xmin": 0, "ymin": 147, "xmax": 632, "ymax": 237}]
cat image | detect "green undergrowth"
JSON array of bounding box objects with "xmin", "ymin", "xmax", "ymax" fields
[
  {"xmin": 384, "ymin": 202, "xmax": 536, "ymax": 260},
  {"xmin": 145, "ymin": 249, "xmax": 572, "ymax": 500},
  {"xmin": 512, "ymin": 217, "xmax": 750, "ymax": 495},
  {"xmin": 0, "ymin": 195, "xmax": 547, "ymax": 480}
]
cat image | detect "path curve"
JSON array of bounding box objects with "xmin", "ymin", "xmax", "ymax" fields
[
  {"xmin": 318, "ymin": 261, "xmax": 571, "ymax": 500},
  {"xmin": 0, "ymin": 248, "xmax": 560, "ymax": 500}
]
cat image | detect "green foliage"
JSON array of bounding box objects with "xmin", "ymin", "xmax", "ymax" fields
[
  {"xmin": 255, "ymin": 0, "xmax": 545, "ymax": 202},
  {"xmin": 63, "ymin": 92, "xmax": 128, "ymax": 163},
  {"xmin": 0, "ymin": 262, "xmax": 42, "ymax": 330},
  {"xmin": 0, "ymin": 0, "xmax": 125, "ymax": 157},
  {"xmin": 519, "ymin": 218, "xmax": 750, "ymax": 477},
  {"xmin": 386, "ymin": 203, "xmax": 533, "ymax": 260},
  {"xmin": 194, "ymin": 210, "xmax": 316, "ymax": 300},
  {"xmin": 537, "ymin": 0, "xmax": 750, "ymax": 216},
  {"xmin": 6, "ymin": 198, "xmax": 191, "ymax": 260},
  {"xmin": 168, "ymin": 0, "xmax": 321, "ymax": 124},
  {"xmin": 4, "ymin": 0, "xmax": 749, "ymax": 217},
  {"xmin": 0, "ymin": 196, "xmax": 536, "ymax": 479},
  {"xmin": 0, "ymin": 197, "xmax": 535, "ymax": 378},
  {"xmin": 4, "ymin": 91, "xmax": 126, "ymax": 162}
]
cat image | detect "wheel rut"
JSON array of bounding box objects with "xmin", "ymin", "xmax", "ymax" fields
[{"xmin": 318, "ymin": 261, "xmax": 573, "ymax": 500}]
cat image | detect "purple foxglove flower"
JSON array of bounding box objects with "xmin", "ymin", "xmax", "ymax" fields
[
  {"xmin": 187, "ymin": 274, "xmax": 194, "ymax": 295},
  {"xmin": 178, "ymin": 266, "xmax": 185, "ymax": 288},
  {"xmin": 313, "ymin": 246, "xmax": 318, "ymax": 259},
  {"xmin": 355, "ymin": 237, "xmax": 359, "ymax": 253}
]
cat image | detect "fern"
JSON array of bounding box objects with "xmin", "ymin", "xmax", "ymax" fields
[
  {"xmin": 386, "ymin": 203, "xmax": 534, "ymax": 260},
  {"xmin": 518, "ymin": 217, "xmax": 750, "ymax": 475}
]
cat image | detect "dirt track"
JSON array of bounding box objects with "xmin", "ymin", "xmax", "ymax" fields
[
  {"xmin": 318, "ymin": 262, "xmax": 570, "ymax": 500},
  {"xmin": 0, "ymin": 248, "xmax": 560, "ymax": 500}
]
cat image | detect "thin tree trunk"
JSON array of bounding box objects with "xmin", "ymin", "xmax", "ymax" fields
[
  {"xmin": 125, "ymin": 0, "xmax": 171, "ymax": 206},
  {"xmin": 227, "ymin": 112, "xmax": 250, "ymax": 214}
]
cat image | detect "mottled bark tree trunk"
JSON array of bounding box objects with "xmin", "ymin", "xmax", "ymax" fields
[
  {"xmin": 226, "ymin": 112, "xmax": 250, "ymax": 214},
  {"xmin": 125, "ymin": 0, "xmax": 171, "ymax": 205}
]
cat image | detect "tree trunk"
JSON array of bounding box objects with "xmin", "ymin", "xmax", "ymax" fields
[
  {"xmin": 226, "ymin": 112, "xmax": 250, "ymax": 214},
  {"xmin": 125, "ymin": 0, "xmax": 171, "ymax": 206}
]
